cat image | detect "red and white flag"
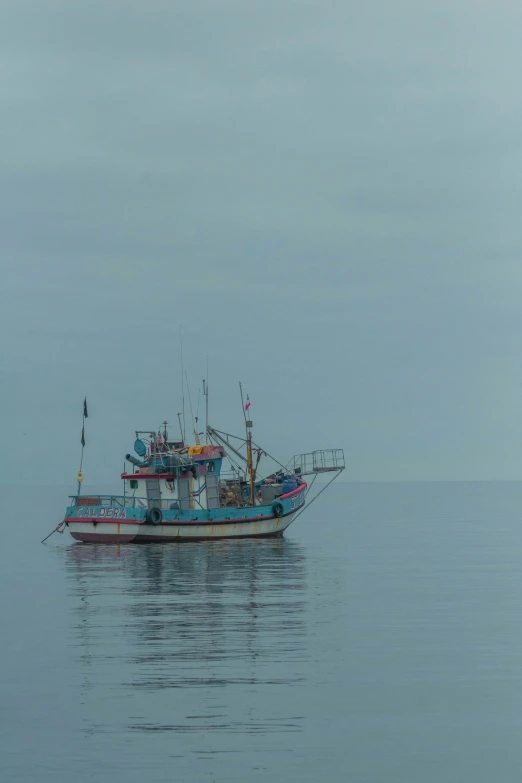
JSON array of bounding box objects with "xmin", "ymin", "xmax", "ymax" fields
[{"xmin": 245, "ymin": 395, "xmax": 251, "ymax": 412}]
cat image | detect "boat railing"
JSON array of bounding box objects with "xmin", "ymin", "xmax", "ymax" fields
[
  {"xmin": 287, "ymin": 449, "xmax": 345, "ymax": 476},
  {"xmin": 69, "ymin": 493, "xmax": 207, "ymax": 511}
]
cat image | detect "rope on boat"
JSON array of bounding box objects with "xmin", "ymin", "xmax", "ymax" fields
[
  {"xmin": 305, "ymin": 474, "xmax": 317, "ymax": 497},
  {"xmin": 41, "ymin": 521, "xmax": 66, "ymax": 544},
  {"xmin": 290, "ymin": 470, "xmax": 342, "ymax": 524}
]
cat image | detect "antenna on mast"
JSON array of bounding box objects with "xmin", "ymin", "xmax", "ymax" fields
[
  {"xmin": 180, "ymin": 327, "xmax": 186, "ymax": 443},
  {"xmin": 185, "ymin": 369, "xmax": 199, "ymax": 444},
  {"xmin": 204, "ymin": 357, "xmax": 209, "ymax": 442},
  {"xmin": 195, "ymin": 386, "xmax": 201, "ymax": 442}
]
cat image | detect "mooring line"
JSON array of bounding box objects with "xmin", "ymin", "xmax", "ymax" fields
[{"xmin": 41, "ymin": 521, "xmax": 66, "ymax": 544}]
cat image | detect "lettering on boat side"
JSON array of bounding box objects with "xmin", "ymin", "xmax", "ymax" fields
[
  {"xmin": 74, "ymin": 506, "xmax": 127, "ymax": 519},
  {"xmin": 290, "ymin": 493, "xmax": 305, "ymax": 510}
]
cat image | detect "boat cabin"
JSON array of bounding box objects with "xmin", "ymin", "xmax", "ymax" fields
[{"xmin": 122, "ymin": 444, "xmax": 225, "ymax": 511}]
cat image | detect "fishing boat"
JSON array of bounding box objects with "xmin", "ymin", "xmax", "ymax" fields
[{"xmin": 59, "ymin": 392, "xmax": 345, "ymax": 544}]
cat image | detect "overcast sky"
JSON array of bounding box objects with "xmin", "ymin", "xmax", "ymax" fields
[{"xmin": 2, "ymin": 0, "xmax": 522, "ymax": 484}]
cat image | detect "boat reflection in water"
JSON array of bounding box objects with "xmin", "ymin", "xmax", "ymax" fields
[{"xmin": 64, "ymin": 539, "xmax": 308, "ymax": 738}]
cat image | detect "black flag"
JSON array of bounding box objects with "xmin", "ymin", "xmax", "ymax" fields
[
  {"xmin": 83, "ymin": 397, "xmax": 88, "ymax": 418},
  {"xmin": 81, "ymin": 426, "xmax": 85, "ymax": 447}
]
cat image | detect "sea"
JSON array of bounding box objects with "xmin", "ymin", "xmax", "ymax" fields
[{"xmin": 2, "ymin": 481, "xmax": 522, "ymax": 782}]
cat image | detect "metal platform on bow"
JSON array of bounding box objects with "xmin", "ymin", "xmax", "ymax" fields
[{"xmin": 287, "ymin": 449, "xmax": 345, "ymax": 476}]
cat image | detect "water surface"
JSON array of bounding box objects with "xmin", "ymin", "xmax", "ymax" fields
[{"xmin": 2, "ymin": 482, "xmax": 522, "ymax": 781}]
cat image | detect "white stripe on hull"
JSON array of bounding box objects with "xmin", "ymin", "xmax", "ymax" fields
[{"xmin": 68, "ymin": 514, "xmax": 295, "ymax": 543}]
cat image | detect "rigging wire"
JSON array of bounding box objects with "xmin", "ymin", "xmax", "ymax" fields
[{"xmin": 290, "ymin": 470, "xmax": 342, "ymax": 524}]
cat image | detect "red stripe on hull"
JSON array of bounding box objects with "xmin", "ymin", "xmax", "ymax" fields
[
  {"xmin": 66, "ymin": 512, "xmax": 289, "ymax": 527},
  {"xmin": 68, "ymin": 518, "xmax": 140, "ymax": 526}
]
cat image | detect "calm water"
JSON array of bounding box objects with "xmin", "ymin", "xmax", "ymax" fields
[{"xmin": 3, "ymin": 482, "xmax": 522, "ymax": 781}]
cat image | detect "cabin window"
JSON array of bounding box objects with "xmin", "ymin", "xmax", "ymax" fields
[
  {"xmin": 207, "ymin": 461, "xmax": 215, "ymax": 473},
  {"xmin": 130, "ymin": 479, "xmax": 138, "ymax": 489}
]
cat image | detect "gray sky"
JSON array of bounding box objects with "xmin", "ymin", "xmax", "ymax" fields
[{"xmin": 2, "ymin": 0, "xmax": 522, "ymax": 484}]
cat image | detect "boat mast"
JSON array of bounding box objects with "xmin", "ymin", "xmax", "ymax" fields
[
  {"xmin": 246, "ymin": 428, "xmax": 255, "ymax": 504},
  {"xmin": 239, "ymin": 382, "xmax": 255, "ymax": 504},
  {"xmin": 204, "ymin": 357, "xmax": 209, "ymax": 443}
]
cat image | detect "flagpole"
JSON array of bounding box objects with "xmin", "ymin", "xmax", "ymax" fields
[{"xmin": 77, "ymin": 397, "xmax": 88, "ymax": 496}]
